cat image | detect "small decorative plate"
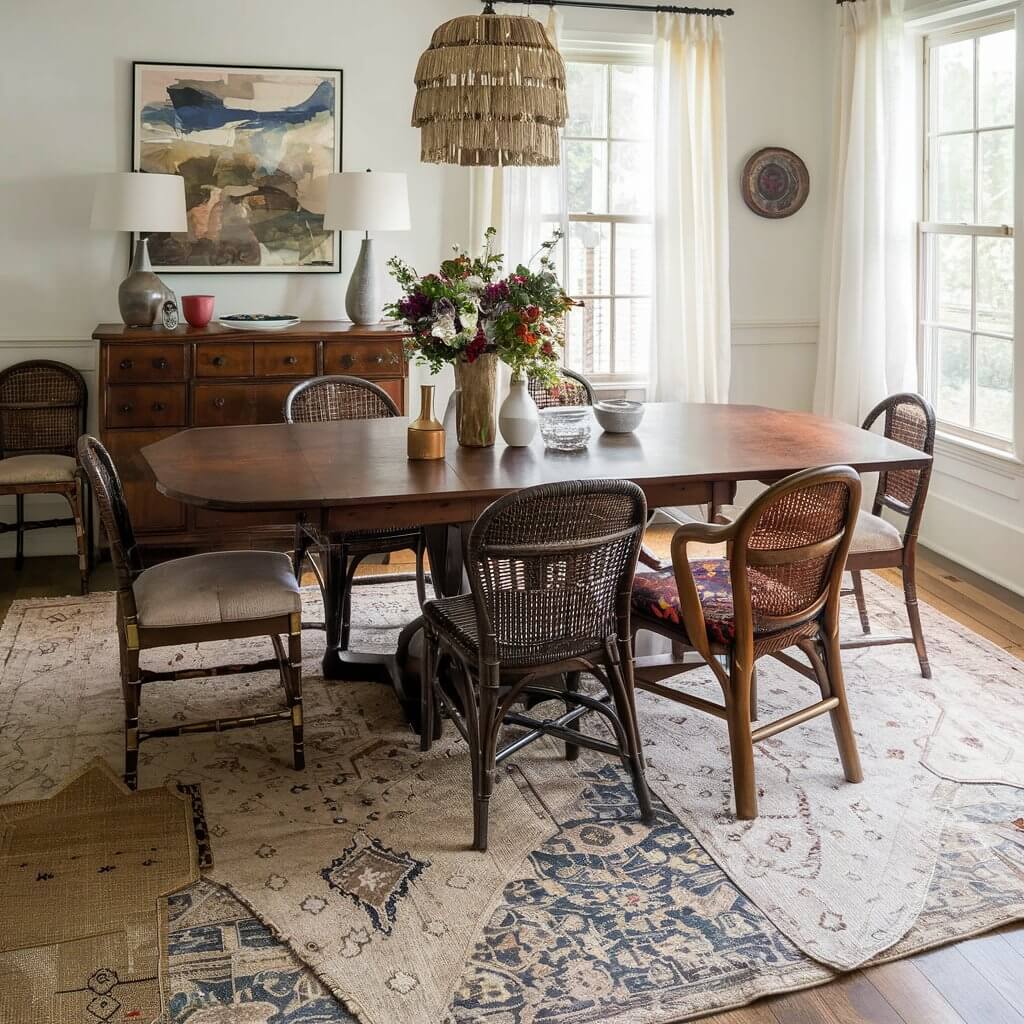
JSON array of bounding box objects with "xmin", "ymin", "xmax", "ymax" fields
[
  {"xmin": 741, "ymin": 147, "xmax": 810, "ymax": 219},
  {"xmin": 217, "ymin": 314, "xmax": 301, "ymax": 332}
]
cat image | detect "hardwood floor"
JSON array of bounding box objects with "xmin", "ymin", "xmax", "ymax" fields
[{"xmin": 1, "ymin": 545, "xmax": 1021, "ymax": 1023}]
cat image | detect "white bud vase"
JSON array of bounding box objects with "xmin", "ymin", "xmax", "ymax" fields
[{"xmin": 499, "ymin": 376, "xmax": 539, "ymax": 447}]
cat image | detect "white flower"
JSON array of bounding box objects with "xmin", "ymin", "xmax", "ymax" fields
[
  {"xmin": 465, "ymin": 275, "xmax": 485, "ymax": 293},
  {"xmin": 431, "ymin": 314, "xmax": 457, "ymax": 342},
  {"xmin": 462, "ymin": 306, "xmax": 479, "ymax": 332}
]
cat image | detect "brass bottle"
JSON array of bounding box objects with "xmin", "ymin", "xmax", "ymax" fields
[{"xmin": 407, "ymin": 384, "xmax": 446, "ymax": 460}]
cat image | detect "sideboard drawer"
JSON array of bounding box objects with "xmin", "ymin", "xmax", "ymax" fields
[
  {"xmin": 324, "ymin": 339, "xmax": 405, "ymax": 377},
  {"xmin": 196, "ymin": 343, "xmax": 254, "ymax": 378},
  {"xmin": 107, "ymin": 384, "xmax": 187, "ymax": 429},
  {"xmin": 193, "ymin": 384, "xmax": 252, "ymax": 427},
  {"xmin": 107, "ymin": 344, "xmax": 186, "ymax": 383},
  {"xmin": 254, "ymin": 341, "xmax": 317, "ymax": 377},
  {"xmin": 104, "ymin": 428, "xmax": 186, "ymax": 533}
]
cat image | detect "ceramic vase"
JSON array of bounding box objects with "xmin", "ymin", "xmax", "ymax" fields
[
  {"xmin": 499, "ymin": 376, "xmax": 539, "ymax": 447},
  {"xmin": 407, "ymin": 384, "xmax": 446, "ymax": 460},
  {"xmin": 453, "ymin": 352, "xmax": 497, "ymax": 447}
]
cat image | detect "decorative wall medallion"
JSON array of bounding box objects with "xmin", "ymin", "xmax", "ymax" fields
[{"xmin": 741, "ymin": 147, "xmax": 810, "ymax": 219}]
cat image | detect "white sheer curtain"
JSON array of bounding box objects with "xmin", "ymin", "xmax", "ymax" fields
[
  {"xmin": 652, "ymin": 12, "xmax": 731, "ymax": 404},
  {"xmin": 814, "ymin": 0, "xmax": 915, "ymax": 425}
]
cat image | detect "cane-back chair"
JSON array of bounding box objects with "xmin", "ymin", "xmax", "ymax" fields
[
  {"xmin": 844, "ymin": 393, "xmax": 936, "ymax": 677},
  {"xmin": 77, "ymin": 435, "xmax": 304, "ymax": 789},
  {"xmin": 421, "ymin": 479, "xmax": 655, "ymax": 851},
  {"xmin": 527, "ymin": 366, "xmax": 596, "ymax": 409},
  {"xmin": 0, "ymin": 360, "xmax": 91, "ymax": 593},
  {"xmin": 630, "ymin": 466, "xmax": 864, "ymax": 820},
  {"xmin": 284, "ymin": 376, "xmax": 427, "ymax": 646}
]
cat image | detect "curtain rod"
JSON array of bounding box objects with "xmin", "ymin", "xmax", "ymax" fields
[{"xmin": 482, "ymin": 1, "xmax": 735, "ymax": 17}]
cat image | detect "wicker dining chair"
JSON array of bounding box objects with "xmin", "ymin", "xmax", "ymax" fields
[
  {"xmin": 284, "ymin": 376, "xmax": 427, "ymax": 645},
  {"xmin": 630, "ymin": 466, "xmax": 864, "ymax": 820},
  {"xmin": 0, "ymin": 360, "xmax": 91, "ymax": 593},
  {"xmin": 527, "ymin": 366, "xmax": 596, "ymax": 409},
  {"xmin": 77, "ymin": 435, "xmax": 304, "ymax": 789},
  {"xmin": 845, "ymin": 393, "xmax": 936, "ymax": 678},
  {"xmin": 421, "ymin": 479, "xmax": 656, "ymax": 851}
]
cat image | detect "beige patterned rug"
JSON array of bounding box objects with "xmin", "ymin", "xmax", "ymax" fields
[
  {"xmin": 0, "ymin": 577, "xmax": 1022, "ymax": 1023},
  {"xmin": 0, "ymin": 758, "xmax": 198, "ymax": 1023}
]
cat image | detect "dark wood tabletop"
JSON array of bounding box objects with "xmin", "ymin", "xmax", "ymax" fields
[{"xmin": 142, "ymin": 403, "xmax": 931, "ymax": 533}]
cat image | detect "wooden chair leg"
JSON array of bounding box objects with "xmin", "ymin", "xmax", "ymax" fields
[
  {"xmin": 15, "ymin": 494, "xmax": 25, "ymax": 570},
  {"xmin": 414, "ymin": 532, "xmax": 428, "ymax": 608},
  {"xmin": 288, "ymin": 619, "xmax": 305, "ymax": 771},
  {"xmin": 71, "ymin": 481, "xmax": 89, "ymax": 596},
  {"xmin": 606, "ymin": 640, "xmax": 655, "ymax": 825},
  {"xmin": 473, "ymin": 663, "xmax": 502, "ymax": 852},
  {"xmin": 819, "ymin": 633, "xmax": 863, "ymax": 784},
  {"xmin": 292, "ymin": 522, "xmax": 309, "ymax": 582},
  {"xmin": 749, "ymin": 664, "xmax": 759, "ymax": 722},
  {"xmin": 563, "ymin": 671, "xmax": 581, "ymax": 761},
  {"xmin": 902, "ymin": 562, "xmax": 931, "ymax": 679},
  {"xmin": 851, "ymin": 569, "xmax": 871, "ymax": 634},
  {"xmin": 122, "ymin": 647, "xmax": 141, "ymax": 791},
  {"xmin": 725, "ymin": 655, "xmax": 757, "ymax": 820},
  {"xmin": 420, "ymin": 628, "xmax": 438, "ymax": 752}
]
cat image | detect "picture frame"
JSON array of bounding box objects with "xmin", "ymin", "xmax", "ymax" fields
[{"xmin": 132, "ymin": 61, "xmax": 343, "ymax": 274}]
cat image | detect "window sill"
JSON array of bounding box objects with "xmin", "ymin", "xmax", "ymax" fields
[{"xmin": 933, "ymin": 431, "xmax": 1024, "ymax": 477}]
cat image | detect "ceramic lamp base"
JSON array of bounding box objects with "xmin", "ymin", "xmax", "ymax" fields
[
  {"xmin": 345, "ymin": 236, "xmax": 380, "ymax": 325},
  {"xmin": 119, "ymin": 238, "xmax": 169, "ymax": 328}
]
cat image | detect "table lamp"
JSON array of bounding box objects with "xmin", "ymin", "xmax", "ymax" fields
[
  {"xmin": 325, "ymin": 170, "xmax": 411, "ymax": 325},
  {"xmin": 91, "ymin": 172, "xmax": 187, "ymax": 327}
]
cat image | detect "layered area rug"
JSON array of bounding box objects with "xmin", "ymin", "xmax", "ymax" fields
[{"xmin": 0, "ymin": 575, "xmax": 1022, "ymax": 1023}]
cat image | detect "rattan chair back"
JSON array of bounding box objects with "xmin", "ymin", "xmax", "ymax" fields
[
  {"xmin": 527, "ymin": 367, "xmax": 596, "ymax": 409},
  {"xmin": 465, "ymin": 479, "xmax": 647, "ymax": 665},
  {"xmin": 284, "ymin": 375, "xmax": 400, "ymax": 423},
  {"xmin": 77, "ymin": 435, "xmax": 143, "ymax": 592},
  {"xmin": 862, "ymin": 393, "xmax": 935, "ymax": 531},
  {"xmin": 0, "ymin": 360, "xmax": 86, "ymax": 459}
]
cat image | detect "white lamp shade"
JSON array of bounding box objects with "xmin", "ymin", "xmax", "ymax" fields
[
  {"xmin": 90, "ymin": 172, "xmax": 187, "ymax": 233},
  {"xmin": 324, "ymin": 171, "xmax": 411, "ymax": 232}
]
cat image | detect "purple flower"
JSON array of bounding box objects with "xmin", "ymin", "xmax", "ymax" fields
[
  {"xmin": 398, "ymin": 292, "xmax": 431, "ymax": 321},
  {"xmin": 483, "ymin": 281, "xmax": 510, "ymax": 305}
]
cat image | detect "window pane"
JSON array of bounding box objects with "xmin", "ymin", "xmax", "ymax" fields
[
  {"xmin": 933, "ymin": 38, "xmax": 975, "ymax": 132},
  {"xmin": 610, "ymin": 64, "xmax": 654, "ymax": 139},
  {"xmin": 567, "ymin": 221, "xmax": 611, "ymax": 296},
  {"xmin": 933, "ymin": 134, "xmax": 974, "ymax": 222},
  {"xmin": 976, "ymin": 236, "xmax": 1014, "ymax": 335},
  {"xmin": 614, "ymin": 298, "xmax": 652, "ymax": 376},
  {"xmin": 568, "ymin": 299, "xmax": 611, "ymax": 375},
  {"xmin": 929, "ymin": 234, "xmax": 972, "ymax": 329},
  {"xmin": 610, "ymin": 141, "xmax": 653, "ymax": 214},
  {"xmin": 615, "ymin": 222, "xmax": 653, "ymax": 296},
  {"xmin": 975, "ymin": 335, "xmax": 1014, "ymax": 438},
  {"xmin": 978, "ymin": 128, "xmax": 1014, "ymax": 224},
  {"xmin": 978, "ymin": 30, "xmax": 1015, "ymax": 128},
  {"xmin": 566, "ymin": 62, "xmax": 607, "ymax": 138},
  {"xmin": 566, "ymin": 140, "xmax": 607, "ymax": 214},
  {"xmin": 936, "ymin": 328, "xmax": 971, "ymax": 427}
]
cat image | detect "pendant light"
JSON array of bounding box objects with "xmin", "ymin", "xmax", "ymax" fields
[{"xmin": 412, "ymin": 2, "xmax": 568, "ymax": 167}]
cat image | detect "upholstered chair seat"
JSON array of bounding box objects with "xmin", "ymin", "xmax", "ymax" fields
[
  {"xmin": 849, "ymin": 510, "xmax": 903, "ymax": 554},
  {"xmin": 134, "ymin": 550, "xmax": 301, "ymax": 628},
  {"xmin": 0, "ymin": 453, "xmax": 78, "ymax": 484}
]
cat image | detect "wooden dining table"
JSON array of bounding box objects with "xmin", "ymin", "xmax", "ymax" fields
[{"xmin": 142, "ymin": 402, "xmax": 932, "ymax": 726}]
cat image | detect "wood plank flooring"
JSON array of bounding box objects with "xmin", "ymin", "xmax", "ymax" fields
[{"xmin": 1, "ymin": 545, "xmax": 1022, "ymax": 1022}]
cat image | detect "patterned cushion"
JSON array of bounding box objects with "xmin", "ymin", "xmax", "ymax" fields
[
  {"xmin": 631, "ymin": 560, "xmax": 737, "ymax": 645},
  {"xmin": 0, "ymin": 454, "xmax": 76, "ymax": 485}
]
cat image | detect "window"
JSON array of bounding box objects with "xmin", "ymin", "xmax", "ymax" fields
[
  {"xmin": 557, "ymin": 48, "xmax": 654, "ymax": 384},
  {"xmin": 921, "ymin": 20, "xmax": 1016, "ymax": 449}
]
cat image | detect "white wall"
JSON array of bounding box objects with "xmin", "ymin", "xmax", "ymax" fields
[{"xmin": 1, "ymin": 0, "xmax": 831, "ymax": 558}]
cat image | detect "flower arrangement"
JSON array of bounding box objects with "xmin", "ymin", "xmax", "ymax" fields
[{"xmin": 385, "ymin": 228, "xmax": 576, "ymax": 385}]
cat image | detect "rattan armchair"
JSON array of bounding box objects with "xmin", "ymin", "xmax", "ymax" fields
[
  {"xmin": 844, "ymin": 393, "xmax": 936, "ymax": 677},
  {"xmin": 284, "ymin": 376, "xmax": 427, "ymax": 647},
  {"xmin": 527, "ymin": 366, "xmax": 596, "ymax": 408},
  {"xmin": 78, "ymin": 436, "xmax": 304, "ymax": 789},
  {"xmin": 421, "ymin": 479, "xmax": 655, "ymax": 851},
  {"xmin": 0, "ymin": 360, "xmax": 91, "ymax": 593},
  {"xmin": 631, "ymin": 466, "xmax": 863, "ymax": 820}
]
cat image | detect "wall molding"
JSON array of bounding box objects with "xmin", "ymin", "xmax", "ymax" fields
[{"xmin": 731, "ymin": 319, "xmax": 819, "ymax": 346}]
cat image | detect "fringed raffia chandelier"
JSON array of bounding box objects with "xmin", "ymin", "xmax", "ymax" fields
[{"xmin": 412, "ymin": 3, "xmax": 568, "ymax": 167}]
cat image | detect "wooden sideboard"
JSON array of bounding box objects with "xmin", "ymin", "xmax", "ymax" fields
[{"xmin": 92, "ymin": 321, "xmax": 409, "ymax": 550}]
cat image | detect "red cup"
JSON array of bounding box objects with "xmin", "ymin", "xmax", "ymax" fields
[{"xmin": 182, "ymin": 294, "xmax": 215, "ymax": 328}]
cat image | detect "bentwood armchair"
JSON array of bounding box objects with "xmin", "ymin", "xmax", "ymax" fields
[
  {"xmin": 421, "ymin": 479, "xmax": 655, "ymax": 851},
  {"xmin": 845, "ymin": 393, "xmax": 935, "ymax": 678},
  {"xmin": 78, "ymin": 436, "xmax": 305, "ymax": 789},
  {"xmin": 630, "ymin": 466, "xmax": 864, "ymax": 820},
  {"xmin": 0, "ymin": 361, "xmax": 91, "ymax": 593},
  {"xmin": 284, "ymin": 376, "xmax": 427, "ymax": 646}
]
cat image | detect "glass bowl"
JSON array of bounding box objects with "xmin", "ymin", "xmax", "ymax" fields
[{"xmin": 538, "ymin": 406, "xmax": 592, "ymax": 451}]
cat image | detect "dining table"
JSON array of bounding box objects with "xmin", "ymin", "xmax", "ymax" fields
[{"xmin": 142, "ymin": 401, "xmax": 932, "ymax": 727}]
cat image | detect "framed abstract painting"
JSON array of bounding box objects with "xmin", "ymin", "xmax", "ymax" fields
[{"xmin": 132, "ymin": 61, "xmax": 343, "ymax": 273}]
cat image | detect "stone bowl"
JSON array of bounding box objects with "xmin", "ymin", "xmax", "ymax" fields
[{"xmin": 593, "ymin": 400, "xmax": 645, "ymax": 433}]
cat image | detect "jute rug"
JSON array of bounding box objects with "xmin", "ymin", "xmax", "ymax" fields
[
  {"xmin": 1, "ymin": 576, "xmax": 1022, "ymax": 1023},
  {"xmin": 0, "ymin": 758, "xmax": 199, "ymax": 1023}
]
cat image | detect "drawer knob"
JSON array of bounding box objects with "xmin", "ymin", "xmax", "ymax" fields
[
  {"xmin": 372, "ymin": 353, "xmax": 385, "ymax": 365},
  {"xmin": 339, "ymin": 354, "xmax": 355, "ymax": 369},
  {"xmin": 119, "ymin": 403, "xmax": 133, "ymax": 414},
  {"xmin": 119, "ymin": 359, "xmax": 133, "ymax": 370},
  {"xmin": 285, "ymin": 355, "xmax": 298, "ymax": 366},
  {"xmin": 154, "ymin": 358, "xmax": 168, "ymax": 370},
  {"xmin": 212, "ymin": 355, "xmax": 226, "ymax": 367},
  {"xmin": 213, "ymin": 397, "xmax": 226, "ymax": 409},
  {"xmin": 151, "ymin": 402, "xmax": 166, "ymax": 413}
]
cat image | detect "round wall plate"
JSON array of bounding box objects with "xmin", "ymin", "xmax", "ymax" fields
[{"xmin": 741, "ymin": 147, "xmax": 810, "ymax": 219}]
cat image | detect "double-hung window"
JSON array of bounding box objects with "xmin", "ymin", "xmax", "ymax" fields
[
  {"xmin": 556, "ymin": 45, "xmax": 655, "ymax": 386},
  {"xmin": 921, "ymin": 19, "xmax": 1016, "ymax": 450}
]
